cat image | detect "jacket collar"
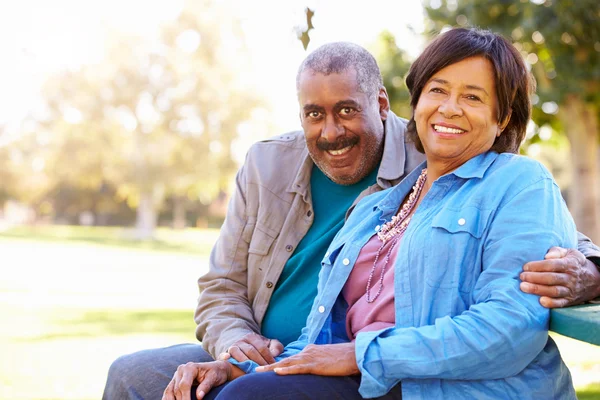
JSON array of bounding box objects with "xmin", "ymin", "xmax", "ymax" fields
[{"xmin": 376, "ymin": 111, "xmax": 409, "ymax": 189}]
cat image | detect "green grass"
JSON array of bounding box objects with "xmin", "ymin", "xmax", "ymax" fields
[
  {"xmin": 0, "ymin": 225, "xmax": 220, "ymax": 255},
  {"xmin": 0, "ymin": 303, "xmax": 198, "ymax": 400},
  {"xmin": 0, "ymin": 227, "xmax": 599, "ymax": 399},
  {"xmin": 578, "ymin": 383, "xmax": 600, "ymax": 400}
]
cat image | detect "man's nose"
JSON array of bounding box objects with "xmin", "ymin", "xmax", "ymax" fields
[
  {"xmin": 438, "ymin": 97, "xmax": 463, "ymax": 118},
  {"xmin": 321, "ymin": 115, "xmax": 345, "ymax": 142}
]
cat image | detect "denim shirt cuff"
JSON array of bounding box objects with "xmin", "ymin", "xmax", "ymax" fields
[
  {"xmin": 228, "ymin": 358, "xmax": 259, "ymax": 374},
  {"xmin": 355, "ymin": 329, "xmax": 398, "ymax": 398}
]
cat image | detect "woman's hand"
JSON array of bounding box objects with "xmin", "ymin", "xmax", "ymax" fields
[
  {"xmin": 162, "ymin": 360, "xmax": 241, "ymax": 400},
  {"xmin": 255, "ymin": 342, "xmax": 359, "ymax": 376}
]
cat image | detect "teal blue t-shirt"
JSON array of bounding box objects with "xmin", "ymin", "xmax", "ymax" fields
[{"xmin": 260, "ymin": 164, "xmax": 378, "ymax": 345}]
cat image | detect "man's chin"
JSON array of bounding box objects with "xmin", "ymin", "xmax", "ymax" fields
[{"xmin": 323, "ymin": 168, "xmax": 364, "ymax": 186}]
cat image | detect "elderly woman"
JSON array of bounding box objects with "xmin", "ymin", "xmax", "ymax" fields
[{"xmin": 165, "ymin": 28, "xmax": 577, "ymax": 400}]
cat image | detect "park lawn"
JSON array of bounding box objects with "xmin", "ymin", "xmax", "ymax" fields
[
  {"xmin": 0, "ymin": 227, "xmax": 598, "ymax": 399},
  {"xmin": 0, "ymin": 303, "xmax": 198, "ymax": 400},
  {"xmin": 0, "ymin": 225, "xmax": 220, "ymax": 256}
]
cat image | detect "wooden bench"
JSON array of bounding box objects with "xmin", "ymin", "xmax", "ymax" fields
[{"xmin": 550, "ymin": 303, "xmax": 600, "ymax": 346}]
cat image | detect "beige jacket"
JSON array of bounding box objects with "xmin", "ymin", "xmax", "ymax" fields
[{"xmin": 194, "ymin": 112, "xmax": 426, "ymax": 356}]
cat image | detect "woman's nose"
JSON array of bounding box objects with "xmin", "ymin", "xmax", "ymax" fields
[{"xmin": 438, "ymin": 97, "xmax": 463, "ymax": 118}]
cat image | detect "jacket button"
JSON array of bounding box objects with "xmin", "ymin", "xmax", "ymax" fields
[
  {"xmin": 285, "ymin": 245, "xmax": 293, "ymax": 252},
  {"xmin": 342, "ymin": 258, "xmax": 350, "ymax": 266},
  {"xmin": 458, "ymin": 218, "xmax": 466, "ymax": 226},
  {"xmin": 318, "ymin": 305, "xmax": 325, "ymax": 313},
  {"xmin": 266, "ymin": 281, "xmax": 274, "ymax": 288}
]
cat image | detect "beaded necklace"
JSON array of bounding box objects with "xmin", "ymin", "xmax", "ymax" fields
[{"xmin": 365, "ymin": 168, "xmax": 428, "ymax": 303}]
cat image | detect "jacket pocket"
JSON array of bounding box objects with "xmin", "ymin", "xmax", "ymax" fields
[
  {"xmin": 424, "ymin": 206, "xmax": 490, "ymax": 290},
  {"xmin": 248, "ymin": 222, "xmax": 277, "ymax": 256}
]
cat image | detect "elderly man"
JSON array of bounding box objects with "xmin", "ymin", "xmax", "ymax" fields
[{"xmin": 103, "ymin": 42, "xmax": 600, "ymax": 400}]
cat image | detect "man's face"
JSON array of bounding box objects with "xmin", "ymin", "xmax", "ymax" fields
[{"xmin": 297, "ymin": 68, "xmax": 389, "ymax": 185}]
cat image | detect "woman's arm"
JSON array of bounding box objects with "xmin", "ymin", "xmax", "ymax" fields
[{"xmin": 356, "ymin": 176, "xmax": 577, "ymax": 393}]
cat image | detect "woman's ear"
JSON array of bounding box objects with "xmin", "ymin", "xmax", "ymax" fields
[{"xmin": 497, "ymin": 110, "xmax": 512, "ymax": 137}]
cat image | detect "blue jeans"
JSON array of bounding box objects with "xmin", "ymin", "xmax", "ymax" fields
[
  {"xmin": 102, "ymin": 343, "xmax": 213, "ymax": 400},
  {"xmin": 201, "ymin": 372, "xmax": 402, "ymax": 400}
]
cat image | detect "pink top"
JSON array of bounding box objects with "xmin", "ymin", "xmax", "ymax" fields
[{"xmin": 342, "ymin": 232, "xmax": 402, "ymax": 340}]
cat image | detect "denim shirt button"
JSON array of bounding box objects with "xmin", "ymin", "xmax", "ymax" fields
[
  {"xmin": 375, "ymin": 225, "xmax": 381, "ymax": 232},
  {"xmin": 318, "ymin": 305, "xmax": 325, "ymax": 313},
  {"xmin": 458, "ymin": 218, "xmax": 466, "ymax": 226},
  {"xmin": 342, "ymin": 258, "xmax": 350, "ymax": 266}
]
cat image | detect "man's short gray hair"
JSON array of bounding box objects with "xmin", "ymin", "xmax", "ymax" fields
[{"xmin": 296, "ymin": 42, "xmax": 383, "ymax": 100}]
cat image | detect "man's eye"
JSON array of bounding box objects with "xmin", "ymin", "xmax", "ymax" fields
[
  {"xmin": 340, "ymin": 107, "xmax": 355, "ymax": 115},
  {"xmin": 307, "ymin": 111, "xmax": 321, "ymax": 118}
]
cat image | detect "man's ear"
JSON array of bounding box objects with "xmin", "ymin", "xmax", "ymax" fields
[{"xmin": 378, "ymin": 87, "xmax": 390, "ymax": 120}]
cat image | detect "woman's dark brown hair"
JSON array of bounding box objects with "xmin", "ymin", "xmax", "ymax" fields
[{"xmin": 405, "ymin": 28, "xmax": 534, "ymax": 154}]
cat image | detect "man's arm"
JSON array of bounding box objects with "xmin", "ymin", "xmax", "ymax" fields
[
  {"xmin": 520, "ymin": 232, "xmax": 600, "ymax": 307},
  {"xmin": 194, "ymin": 161, "xmax": 261, "ymax": 357}
]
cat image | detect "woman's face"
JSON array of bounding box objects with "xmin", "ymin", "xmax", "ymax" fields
[{"xmin": 415, "ymin": 56, "xmax": 504, "ymax": 170}]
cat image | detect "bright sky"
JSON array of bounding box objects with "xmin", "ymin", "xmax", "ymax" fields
[{"xmin": 0, "ymin": 0, "xmax": 425, "ymax": 144}]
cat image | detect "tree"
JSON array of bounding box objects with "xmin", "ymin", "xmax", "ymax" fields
[
  {"xmin": 372, "ymin": 31, "xmax": 413, "ymax": 121},
  {"xmin": 423, "ymin": 0, "xmax": 600, "ymax": 242},
  {"xmin": 33, "ymin": 0, "xmax": 263, "ymax": 238}
]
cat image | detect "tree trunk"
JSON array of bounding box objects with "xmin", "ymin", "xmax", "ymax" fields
[
  {"xmin": 559, "ymin": 95, "xmax": 600, "ymax": 243},
  {"xmin": 173, "ymin": 196, "xmax": 187, "ymax": 229},
  {"xmin": 135, "ymin": 191, "xmax": 157, "ymax": 240}
]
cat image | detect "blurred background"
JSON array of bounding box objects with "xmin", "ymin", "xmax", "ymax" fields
[{"xmin": 0, "ymin": 0, "xmax": 598, "ymax": 399}]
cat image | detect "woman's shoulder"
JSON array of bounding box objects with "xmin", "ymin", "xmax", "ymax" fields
[{"xmin": 485, "ymin": 152, "xmax": 555, "ymax": 188}]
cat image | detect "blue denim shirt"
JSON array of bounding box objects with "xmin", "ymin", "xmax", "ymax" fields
[{"xmin": 232, "ymin": 151, "xmax": 577, "ymax": 399}]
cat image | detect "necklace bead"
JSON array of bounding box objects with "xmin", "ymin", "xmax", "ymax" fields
[{"xmin": 366, "ymin": 169, "xmax": 428, "ymax": 303}]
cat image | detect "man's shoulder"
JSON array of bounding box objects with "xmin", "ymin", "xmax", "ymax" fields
[
  {"xmin": 241, "ymin": 130, "xmax": 309, "ymax": 188},
  {"xmin": 250, "ymin": 130, "xmax": 306, "ymax": 153}
]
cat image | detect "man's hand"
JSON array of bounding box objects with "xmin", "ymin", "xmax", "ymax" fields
[
  {"xmin": 217, "ymin": 332, "xmax": 284, "ymax": 365},
  {"xmin": 162, "ymin": 360, "xmax": 241, "ymax": 400},
  {"xmin": 255, "ymin": 342, "xmax": 359, "ymax": 376},
  {"xmin": 520, "ymin": 247, "xmax": 600, "ymax": 308}
]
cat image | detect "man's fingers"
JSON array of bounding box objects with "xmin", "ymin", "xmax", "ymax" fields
[
  {"xmin": 237, "ymin": 342, "xmax": 269, "ymax": 365},
  {"xmin": 523, "ymin": 258, "xmax": 569, "ymax": 273},
  {"xmin": 269, "ymin": 339, "xmax": 284, "ymax": 357},
  {"xmin": 162, "ymin": 379, "xmax": 176, "ymax": 400},
  {"xmin": 540, "ymin": 296, "xmax": 571, "ymax": 309},
  {"xmin": 178, "ymin": 365, "xmax": 197, "ymax": 400},
  {"xmin": 520, "ymin": 282, "xmax": 571, "ymax": 298},
  {"xmin": 227, "ymin": 345, "xmax": 250, "ymax": 363},
  {"xmin": 196, "ymin": 375, "xmax": 216, "ymax": 400},
  {"xmin": 520, "ymin": 272, "xmax": 571, "ymax": 286},
  {"xmin": 217, "ymin": 352, "xmax": 231, "ymax": 361},
  {"xmin": 243, "ymin": 335, "xmax": 276, "ymax": 364},
  {"xmin": 544, "ymin": 246, "xmax": 568, "ymax": 260}
]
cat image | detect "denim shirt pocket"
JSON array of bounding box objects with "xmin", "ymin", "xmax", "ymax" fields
[{"xmin": 425, "ymin": 206, "xmax": 490, "ymax": 291}]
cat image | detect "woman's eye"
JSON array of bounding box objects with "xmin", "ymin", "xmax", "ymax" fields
[
  {"xmin": 466, "ymin": 94, "xmax": 482, "ymax": 102},
  {"xmin": 430, "ymin": 87, "xmax": 444, "ymax": 94}
]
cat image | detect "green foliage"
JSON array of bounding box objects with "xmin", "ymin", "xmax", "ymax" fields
[{"xmin": 373, "ymin": 31, "xmax": 413, "ymax": 119}]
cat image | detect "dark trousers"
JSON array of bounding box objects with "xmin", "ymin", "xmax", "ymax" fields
[{"xmin": 200, "ymin": 371, "xmax": 402, "ymax": 400}]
